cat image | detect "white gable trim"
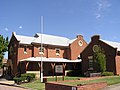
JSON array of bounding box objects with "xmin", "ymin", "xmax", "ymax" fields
[{"xmin": 100, "ymin": 39, "xmax": 120, "ymax": 51}]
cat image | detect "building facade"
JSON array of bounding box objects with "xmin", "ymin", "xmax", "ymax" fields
[
  {"xmin": 81, "ymin": 35, "xmax": 120, "ymax": 75},
  {"xmin": 8, "ymin": 32, "xmax": 87, "ymax": 76}
]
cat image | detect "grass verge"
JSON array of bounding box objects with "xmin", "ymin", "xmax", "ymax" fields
[
  {"xmin": 63, "ymin": 76, "xmax": 120, "ymax": 85},
  {"xmin": 21, "ymin": 80, "xmax": 45, "ymax": 90},
  {"xmin": 21, "ymin": 76, "xmax": 120, "ymax": 90}
]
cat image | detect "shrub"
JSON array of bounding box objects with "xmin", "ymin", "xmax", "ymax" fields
[
  {"xmin": 101, "ymin": 72, "xmax": 114, "ymax": 76},
  {"xmin": 21, "ymin": 73, "xmax": 36, "ymax": 82},
  {"xmin": 13, "ymin": 77, "xmax": 25, "ymax": 84},
  {"xmin": 21, "ymin": 73, "xmax": 36, "ymax": 78},
  {"xmin": 94, "ymin": 46, "xmax": 106, "ymax": 72},
  {"xmin": 13, "ymin": 73, "xmax": 36, "ymax": 84}
]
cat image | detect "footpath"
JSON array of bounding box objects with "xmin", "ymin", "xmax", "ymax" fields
[
  {"xmin": 0, "ymin": 78, "xmax": 30, "ymax": 90},
  {"xmin": 0, "ymin": 78, "xmax": 14, "ymax": 85},
  {"xmin": 102, "ymin": 83, "xmax": 120, "ymax": 90}
]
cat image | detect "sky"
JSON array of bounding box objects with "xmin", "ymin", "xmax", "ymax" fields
[{"xmin": 0, "ymin": 0, "xmax": 120, "ymax": 58}]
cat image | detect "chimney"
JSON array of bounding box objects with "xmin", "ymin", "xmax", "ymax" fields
[
  {"xmin": 91, "ymin": 35, "xmax": 100, "ymax": 41},
  {"xmin": 76, "ymin": 35, "xmax": 83, "ymax": 39}
]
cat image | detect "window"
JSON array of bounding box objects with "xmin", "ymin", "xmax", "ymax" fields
[
  {"xmin": 56, "ymin": 48, "xmax": 60, "ymax": 56},
  {"xmin": 14, "ymin": 44, "xmax": 17, "ymax": 47},
  {"xmin": 9, "ymin": 45, "xmax": 13, "ymax": 55},
  {"xmin": 24, "ymin": 46, "xmax": 27, "ymax": 54},
  {"xmin": 88, "ymin": 59, "xmax": 93, "ymax": 70},
  {"xmin": 39, "ymin": 47, "xmax": 44, "ymax": 54}
]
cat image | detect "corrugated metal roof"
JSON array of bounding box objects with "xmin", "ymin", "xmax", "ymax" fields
[
  {"xmin": 13, "ymin": 32, "xmax": 77, "ymax": 46},
  {"xmin": 15, "ymin": 34, "xmax": 35, "ymax": 44},
  {"xmin": 32, "ymin": 33, "xmax": 70, "ymax": 46}
]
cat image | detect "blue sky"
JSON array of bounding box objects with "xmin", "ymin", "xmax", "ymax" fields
[{"xmin": 0, "ymin": 0, "xmax": 120, "ymax": 58}]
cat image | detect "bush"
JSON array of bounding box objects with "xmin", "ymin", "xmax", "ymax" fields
[
  {"xmin": 101, "ymin": 72, "xmax": 114, "ymax": 76},
  {"xmin": 13, "ymin": 77, "xmax": 25, "ymax": 84},
  {"xmin": 13, "ymin": 73, "xmax": 36, "ymax": 84},
  {"xmin": 66, "ymin": 70, "xmax": 83, "ymax": 77},
  {"xmin": 21, "ymin": 73, "xmax": 36, "ymax": 78},
  {"xmin": 21, "ymin": 73, "xmax": 36, "ymax": 82}
]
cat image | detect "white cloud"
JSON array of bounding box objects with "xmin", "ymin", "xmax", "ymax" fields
[
  {"xmin": 19, "ymin": 26, "xmax": 23, "ymax": 29},
  {"xmin": 95, "ymin": 0, "xmax": 111, "ymax": 20},
  {"xmin": 4, "ymin": 28, "xmax": 8, "ymax": 31},
  {"xmin": 96, "ymin": 13, "xmax": 102, "ymax": 19}
]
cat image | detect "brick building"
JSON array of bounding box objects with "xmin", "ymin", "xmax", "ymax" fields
[
  {"xmin": 81, "ymin": 35, "xmax": 120, "ymax": 75},
  {"xmin": 8, "ymin": 32, "xmax": 87, "ymax": 76}
]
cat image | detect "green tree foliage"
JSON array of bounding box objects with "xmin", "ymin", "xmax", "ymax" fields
[
  {"xmin": 0, "ymin": 35, "xmax": 8, "ymax": 67},
  {"xmin": 94, "ymin": 46, "xmax": 106, "ymax": 72}
]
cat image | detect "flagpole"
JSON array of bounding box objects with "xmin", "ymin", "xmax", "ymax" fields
[{"xmin": 40, "ymin": 16, "xmax": 43, "ymax": 83}]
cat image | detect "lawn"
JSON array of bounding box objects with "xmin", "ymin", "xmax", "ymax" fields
[
  {"xmin": 63, "ymin": 76, "xmax": 120, "ymax": 85},
  {"xmin": 21, "ymin": 80, "xmax": 45, "ymax": 90},
  {"xmin": 21, "ymin": 76, "xmax": 80, "ymax": 90},
  {"xmin": 21, "ymin": 76, "xmax": 120, "ymax": 90}
]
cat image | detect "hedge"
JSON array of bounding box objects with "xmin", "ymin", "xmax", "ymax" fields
[
  {"xmin": 21, "ymin": 73, "xmax": 35, "ymax": 81},
  {"xmin": 13, "ymin": 73, "xmax": 36, "ymax": 84},
  {"xmin": 101, "ymin": 72, "xmax": 114, "ymax": 76},
  {"xmin": 13, "ymin": 77, "xmax": 26, "ymax": 84}
]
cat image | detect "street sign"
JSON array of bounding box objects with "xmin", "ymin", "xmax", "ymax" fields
[{"xmin": 55, "ymin": 65, "xmax": 63, "ymax": 73}]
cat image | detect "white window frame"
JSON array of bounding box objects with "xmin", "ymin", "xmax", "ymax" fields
[
  {"xmin": 56, "ymin": 48, "xmax": 60, "ymax": 56},
  {"xmin": 88, "ymin": 59, "xmax": 93, "ymax": 70},
  {"xmin": 24, "ymin": 46, "xmax": 27, "ymax": 54},
  {"xmin": 39, "ymin": 47, "xmax": 44, "ymax": 55}
]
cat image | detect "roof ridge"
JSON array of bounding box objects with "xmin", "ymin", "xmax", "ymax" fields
[
  {"xmin": 16, "ymin": 34, "xmax": 34, "ymax": 38},
  {"xmin": 101, "ymin": 39, "xmax": 120, "ymax": 44},
  {"xmin": 36, "ymin": 33, "xmax": 70, "ymax": 40}
]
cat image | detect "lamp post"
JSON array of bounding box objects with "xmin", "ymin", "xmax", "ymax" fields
[{"xmin": 40, "ymin": 16, "xmax": 44, "ymax": 83}]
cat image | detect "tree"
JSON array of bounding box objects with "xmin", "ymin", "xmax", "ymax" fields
[
  {"xmin": 0, "ymin": 35, "xmax": 8, "ymax": 68},
  {"xmin": 94, "ymin": 46, "xmax": 106, "ymax": 72}
]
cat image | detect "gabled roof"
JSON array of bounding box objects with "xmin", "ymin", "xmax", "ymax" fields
[
  {"xmin": 32, "ymin": 33, "xmax": 70, "ymax": 46},
  {"xmin": 100, "ymin": 39, "xmax": 120, "ymax": 51},
  {"xmin": 68, "ymin": 38, "xmax": 77, "ymax": 44},
  {"xmin": 13, "ymin": 32, "xmax": 77, "ymax": 46},
  {"xmin": 13, "ymin": 32, "xmax": 35, "ymax": 44}
]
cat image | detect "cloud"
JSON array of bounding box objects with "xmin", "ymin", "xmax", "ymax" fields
[
  {"xmin": 96, "ymin": 13, "xmax": 102, "ymax": 19},
  {"xmin": 95, "ymin": 0, "xmax": 111, "ymax": 20},
  {"xmin": 19, "ymin": 26, "xmax": 23, "ymax": 29},
  {"xmin": 4, "ymin": 28, "xmax": 8, "ymax": 31}
]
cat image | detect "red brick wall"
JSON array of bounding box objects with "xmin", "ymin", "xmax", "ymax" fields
[
  {"xmin": 70, "ymin": 35, "xmax": 87, "ymax": 60},
  {"xmin": 45, "ymin": 83, "xmax": 74, "ymax": 90},
  {"xmin": 115, "ymin": 56, "xmax": 120, "ymax": 75},
  {"xmin": 32, "ymin": 45, "xmax": 47, "ymax": 57},
  {"xmin": 45, "ymin": 82, "xmax": 107, "ymax": 90},
  {"xmin": 29, "ymin": 45, "xmax": 68, "ymax": 59},
  {"xmin": 18, "ymin": 45, "xmax": 33, "ymax": 61},
  {"xmin": 47, "ymin": 46, "xmax": 66, "ymax": 58}
]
